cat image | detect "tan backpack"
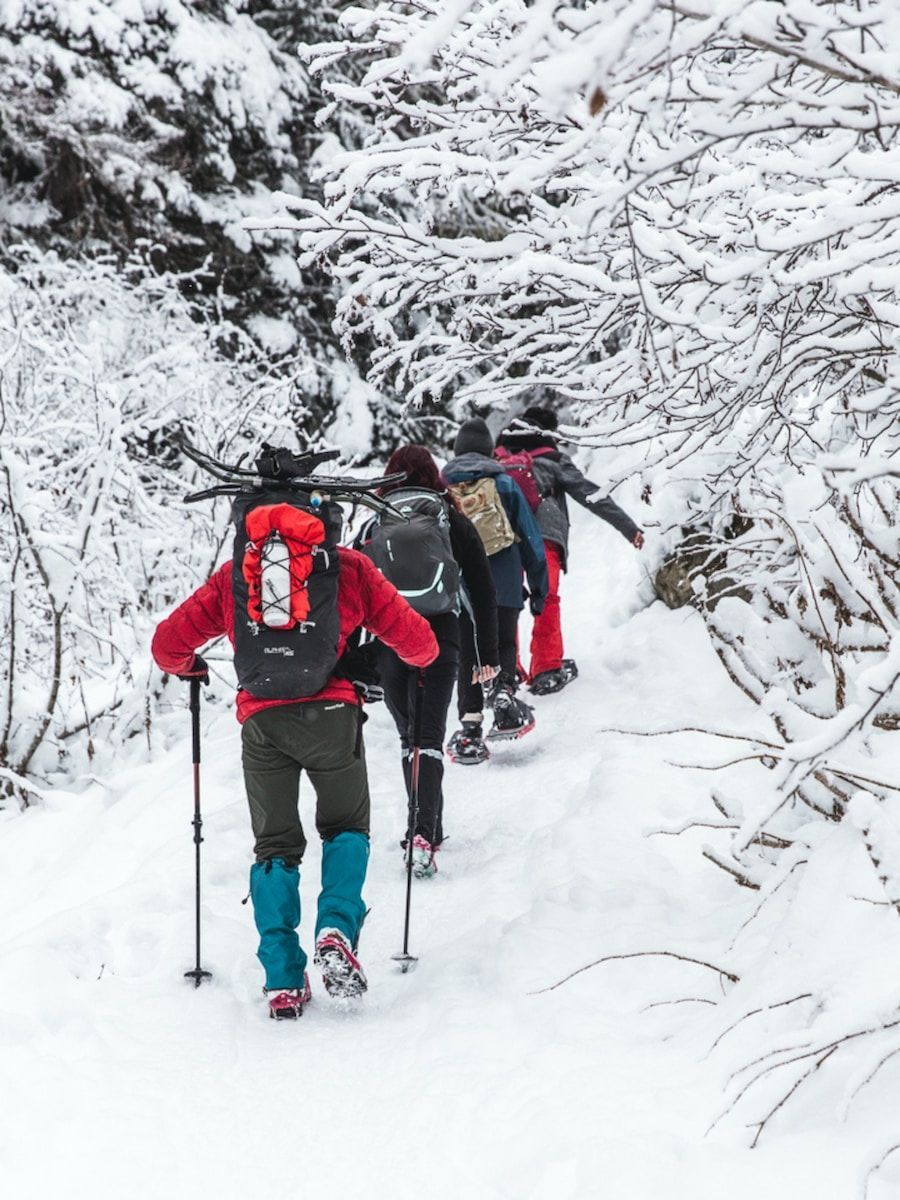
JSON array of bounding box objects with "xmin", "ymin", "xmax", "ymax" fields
[{"xmin": 447, "ymin": 477, "xmax": 518, "ymax": 556}]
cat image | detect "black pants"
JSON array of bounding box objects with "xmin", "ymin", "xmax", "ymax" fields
[
  {"xmin": 458, "ymin": 605, "xmax": 520, "ymax": 719},
  {"xmin": 379, "ymin": 635, "xmax": 459, "ymax": 847}
]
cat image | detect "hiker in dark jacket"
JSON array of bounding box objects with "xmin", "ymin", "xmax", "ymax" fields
[
  {"xmin": 497, "ymin": 405, "xmax": 644, "ymax": 694},
  {"xmin": 443, "ymin": 417, "xmax": 548, "ymax": 761},
  {"xmin": 367, "ymin": 445, "xmax": 499, "ymax": 878}
]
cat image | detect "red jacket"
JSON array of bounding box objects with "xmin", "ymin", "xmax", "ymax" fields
[{"xmin": 151, "ymin": 547, "xmax": 439, "ymax": 723}]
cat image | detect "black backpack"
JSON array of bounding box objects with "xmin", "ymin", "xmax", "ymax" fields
[
  {"xmin": 231, "ymin": 489, "xmax": 343, "ymax": 699},
  {"xmin": 180, "ymin": 437, "xmax": 411, "ymax": 698},
  {"xmin": 364, "ymin": 488, "xmax": 460, "ymax": 616}
]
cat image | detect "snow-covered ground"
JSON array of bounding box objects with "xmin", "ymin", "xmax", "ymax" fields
[{"xmin": 0, "ymin": 508, "xmax": 883, "ymax": 1199}]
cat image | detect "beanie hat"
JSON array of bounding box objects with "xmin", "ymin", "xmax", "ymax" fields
[
  {"xmin": 454, "ymin": 417, "xmax": 494, "ymax": 457},
  {"xmin": 496, "ymin": 405, "xmax": 560, "ymax": 451},
  {"xmin": 520, "ymin": 405, "xmax": 558, "ymax": 432}
]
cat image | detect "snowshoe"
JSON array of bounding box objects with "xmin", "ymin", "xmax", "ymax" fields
[
  {"xmin": 447, "ymin": 722, "xmax": 490, "ymax": 765},
  {"xmin": 266, "ymin": 973, "xmax": 311, "ymax": 1020},
  {"xmin": 313, "ymin": 928, "xmax": 368, "ymax": 999},
  {"xmin": 530, "ymin": 667, "xmax": 567, "ymax": 695},
  {"xmin": 408, "ymin": 835, "xmax": 439, "ymax": 879},
  {"xmin": 488, "ymin": 684, "xmax": 536, "ymax": 741},
  {"xmin": 530, "ymin": 658, "xmax": 578, "ymax": 696}
]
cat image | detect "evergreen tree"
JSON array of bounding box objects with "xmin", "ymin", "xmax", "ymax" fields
[{"xmin": 0, "ymin": 1, "xmax": 375, "ymax": 435}]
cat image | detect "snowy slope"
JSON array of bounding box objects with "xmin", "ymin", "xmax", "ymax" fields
[{"xmin": 0, "ymin": 508, "xmax": 885, "ymax": 1200}]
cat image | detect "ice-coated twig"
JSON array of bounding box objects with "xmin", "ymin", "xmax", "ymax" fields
[
  {"xmin": 648, "ymin": 819, "xmax": 793, "ymax": 850},
  {"xmin": 711, "ymin": 1018, "xmax": 900, "ymax": 1141},
  {"xmin": 844, "ymin": 1042, "xmax": 900, "ymax": 1114},
  {"xmin": 641, "ymin": 997, "xmax": 719, "ymax": 1013},
  {"xmin": 701, "ymin": 847, "xmax": 762, "ymax": 891},
  {"xmin": 530, "ymin": 950, "xmax": 740, "ymax": 996},
  {"xmin": 726, "ymin": 857, "xmax": 808, "ymax": 950},
  {"xmin": 707, "ymin": 993, "xmax": 814, "ymax": 1054},
  {"xmin": 861, "ymin": 1142, "xmax": 900, "ymax": 1200},
  {"xmin": 748, "ymin": 1045, "xmax": 838, "ymax": 1148},
  {"xmin": 597, "ymin": 724, "xmax": 782, "ymax": 749}
]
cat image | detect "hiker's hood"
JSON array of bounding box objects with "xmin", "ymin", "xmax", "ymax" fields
[{"xmin": 443, "ymin": 453, "xmax": 505, "ymax": 479}]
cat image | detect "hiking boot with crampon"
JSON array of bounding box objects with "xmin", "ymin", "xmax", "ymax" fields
[
  {"xmin": 408, "ymin": 835, "xmax": 439, "ymax": 879},
  {"xmin": 314, "ymin": 928, "xmax": 368, "ymax": 999},
  {"xmin": 447, "ymin": 722, "xmax": 490, "ymax": 765},
  {"xmin": 266, "ymin": 973, "xmax": 312, "ymax": 1020}
]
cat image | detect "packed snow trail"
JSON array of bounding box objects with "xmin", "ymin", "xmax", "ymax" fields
[{"xmin": 0, "ymin": 509, "xmax": 862, "ymax": 1199}]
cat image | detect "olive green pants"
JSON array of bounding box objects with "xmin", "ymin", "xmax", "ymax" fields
[{"xmin": 241, "ymin": 701, "xmax": 370, "ymax": 867}]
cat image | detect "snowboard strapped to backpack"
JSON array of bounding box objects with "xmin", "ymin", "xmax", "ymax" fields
[
  {"xmin": 364, "ymin": 488, "xmax": 460, "ymax": 616},
  {"xmin": 494, "ymin": 446, "xmax": 553, "ymax": 513},
  {"xmin": 180, "ymin": 438, "xmax": 410, "ymax": 701},
  {"xmin": 447, "ymin": 476, "xmax": 517, "ymax": 556}
]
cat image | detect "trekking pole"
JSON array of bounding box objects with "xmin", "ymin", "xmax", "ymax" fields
[
  {"xmin": 184, "ymin": 678, "xmax": 212, "ymax": 988},
  {"xmin": 393, "ymin": 669, "xmax": 426, "ymax": 974}
]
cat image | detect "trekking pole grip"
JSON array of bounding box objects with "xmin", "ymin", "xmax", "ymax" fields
[{"xmin": 190, "ymin": 677, "xmax": 201, "ymax": 765}]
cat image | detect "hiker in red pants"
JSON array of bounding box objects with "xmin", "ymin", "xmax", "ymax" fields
[{"xmin": 496, "ymin": 406, "xmax": 644, "ymax": 695}]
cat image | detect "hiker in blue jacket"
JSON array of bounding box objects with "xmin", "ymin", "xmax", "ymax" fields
[{"xmin": 443, "ymin": 417, "xmax": 548, "ymax": 763}]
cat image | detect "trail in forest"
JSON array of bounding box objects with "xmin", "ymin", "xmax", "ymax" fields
[{"xmin": 0, "ymin": 510, "xmax": 860, "ymax": 1199}]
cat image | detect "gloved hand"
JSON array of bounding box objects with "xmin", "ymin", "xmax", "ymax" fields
[
  {"xmin": 529, "ymin": 595, "xmax": 546, "ymax": 617},
  {"xmin": 338, "ymin": 641, "xmax": 384, "ymax": 703},
  {"xmin": 176, "ymin": 655, "xmax": 209, "ymax": 684}
]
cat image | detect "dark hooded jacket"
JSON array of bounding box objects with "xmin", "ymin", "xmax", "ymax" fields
[
  {"xmin": 442, "ymin": 452, "xmax": 548, "ymax": 610},
  {"xmin": 496, "ymin": 435, "xmax": 641, "ymax": 569}
]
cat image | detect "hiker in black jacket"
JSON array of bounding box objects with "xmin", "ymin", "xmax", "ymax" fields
[
  {"xmin": 444, "ymin": 417, "xmax": 549, "ymax": 761},
  {"xmin": 497, "ymin": 406, "xmax": 644, "ymax": 695},
  {"xmin": 371, "ymin": 444, "xmax": 499, "ymax": 878}
]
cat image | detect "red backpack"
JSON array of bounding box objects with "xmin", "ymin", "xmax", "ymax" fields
[
  {"xmin": 231, "ymin": 489, "xmax": 343, "ymax": 699},
  {"xmin": 494, "ymin": 446, "xmax": 553, "ymax": 512}
]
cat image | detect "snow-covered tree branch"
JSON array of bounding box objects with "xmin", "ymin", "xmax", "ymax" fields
[{"xmin": 0, "ymin": 247, "xmax": 316, "ymax": 799}]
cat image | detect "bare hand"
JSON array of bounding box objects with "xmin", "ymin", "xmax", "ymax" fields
[
  {"xmin": 472, "ymin": 664, "xmax": 499, "ymax": 686},
  {"xmin": 632, "ymin": 530, "xmax": 645, "ymax": 550}
]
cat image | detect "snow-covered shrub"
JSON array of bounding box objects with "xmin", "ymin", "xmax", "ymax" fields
[
  {"xmin": 0, "ymin": 0, "xmax": 379, "ymax": 431},
  {"xmin": 0, "ymin": 247, "xmax": 316, "ymax": 799}
]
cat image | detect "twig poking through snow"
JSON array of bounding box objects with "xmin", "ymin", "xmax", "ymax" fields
[{"xmin": 530, "ymin": 950, "xmax": 740, "ymax": 995}]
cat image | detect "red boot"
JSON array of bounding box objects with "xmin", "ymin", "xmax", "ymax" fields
[{"xmin": 266, "ymin": 973, "xmax": 312, "ymax": 1020}]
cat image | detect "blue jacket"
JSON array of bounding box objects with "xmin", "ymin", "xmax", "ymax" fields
[{"xmin": 443, "ymin": 453, "xmax": 548, "ymax": 611}]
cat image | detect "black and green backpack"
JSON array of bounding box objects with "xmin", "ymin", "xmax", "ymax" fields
[{"xmin": 364, "ymin": 488, "xmax": 460, "ymax": 617}]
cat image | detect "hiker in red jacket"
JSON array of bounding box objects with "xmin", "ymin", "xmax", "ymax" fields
[
  {"xmin": 152, "ymin": 547, "xmax": 438, "ymax": 1017},
  {"xmin": 496, "ymin": 405, "xmax": 644, "ymax": 695}
]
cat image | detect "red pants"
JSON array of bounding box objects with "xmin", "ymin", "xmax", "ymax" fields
[{"xmin": 529, "ymin": 540, "xmax": 564, "ymax": 677}]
